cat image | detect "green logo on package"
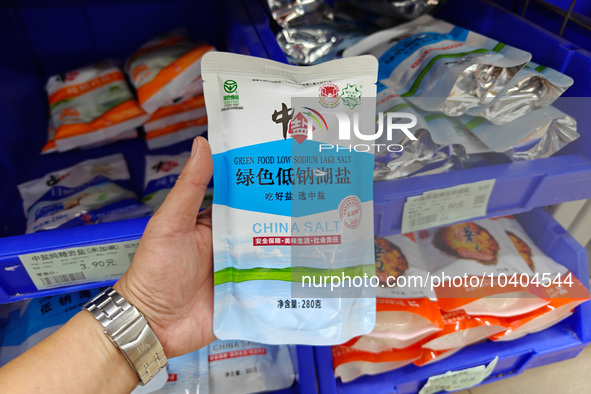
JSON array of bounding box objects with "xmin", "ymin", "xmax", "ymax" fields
[
  {"xmin": 341, "ymin": 84, "xmax": 362, "ymax": 109},
  {"xmin": 223, "ymin": 80, "xmax": 238, "ymax": 93}
]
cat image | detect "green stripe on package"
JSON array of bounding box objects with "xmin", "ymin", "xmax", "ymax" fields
[{"xmin": 202, "ymin": 52, "xmax": 378, "ymax": 345}]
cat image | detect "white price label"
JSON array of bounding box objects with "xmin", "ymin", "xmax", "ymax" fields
[
  {"xmin": 419, "ymin": 356, "xmax": 498, "ymax": 394},
  {"xmin": 401, "ymin": 179, "xmax": 495, "ymax": 233},
  {"xmin": 19, "ymin": 240, "xmax": 140, "ymax": 290}
]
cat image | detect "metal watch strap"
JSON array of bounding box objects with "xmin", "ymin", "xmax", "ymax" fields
[{"xmin": 83, "ymin": 287, "xmax": 167, "ymax": 385}]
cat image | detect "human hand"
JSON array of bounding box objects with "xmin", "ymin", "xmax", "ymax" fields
[{"xmin": 114, "ymin": 137, "xmax": 215, "ymax": 358}]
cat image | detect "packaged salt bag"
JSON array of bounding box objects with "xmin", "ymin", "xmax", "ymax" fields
[
  {"xmin": 332, "ymin": 342, "xmax": 423, "ymax": 383},
  {"xmin": 143, "ymin": 152, "xmax": 191, "ymax": 211},
  {"xmin": 203, "ymin": 52, "xmax": 378, "ymax": 344},
  {"xmin": 208, "ymin": 340, "xmax": 294, "ymax": 394},
  {"xmin": 347, "ymin": 234, "xmax": 443, "ymax": 352},
  {"xmin": 126, "ymin": 30, "xmax": 214, "ymax": 114},
  {"xmin": 466, "ymin": 61, "xmax": 574, "ymax": 125},
  {"xmin": 0, "ymin": 288, "xmax": 102, "ymax": 366},
  {"xmin": 46, "ymin": 60, "xmax": 148, "ymax": 152},
  {"xmin": 413, "ymin": 347, "xmax": 463, "ymax": 367},
  {"xmin": 415, "ymin": 219, "xmax": 550, "ymax": 317},
  {"xmin": 458, "ymin": 106, "xmax": 579, "ymax": 161},
  {"xmin": 18, "ymin": 154, "xmax": 152, "ymax": 233},
  {"xmin": 145, "ymin": 116, "xmax": 208, "ymax": 150},
  {"xmin": 141, "ymin": 347, "xmax": 209, "ymax": 394},
  {"xmin": 488, "ymin": 216, "xmax": 591, "ymax": 341},
  {"xmin": 343, "ymin": 15, "xmax": 531, "ymax": 116},
  {"xmin": 421, "ymin": 310, "xmax": 507, "ymax": 351}
]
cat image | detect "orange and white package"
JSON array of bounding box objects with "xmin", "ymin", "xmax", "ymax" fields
[
  {"xmin": 144, "ymin": 95, "xmax": 206, "ymax": 133},
  {"xmin": 348, "ymin": 234, "xmax": 443, "ymax": 352},
  {"xmin": 162, "ymin": 77, "xmax": 204, "ymax": 107},
  {"xmin": 41, "ymin": 119, "xmax": 58, "ymax": 154},
  {"xmin": 125, "ymin": 30, "xmax": 214, "ymax": 114},
  {"xmin": 415, "ymin": 219, "xmax": 550, "ymax": 317},
  {"xmin": 422, "ymin": 310, "xmax": 507, "ymax": 351},
  {"xmin": 46, "ymin": 60, "xmax": 148, "ymax": 152},
  {"xmin": 414, "ymin": 347, "xmax": 464, "ymax": 367},
  {"xmin": 332, "ymin": 343, "xmax": 423, "ymax": 383},
  {"xmin": 145, "ymin": 116, "xmax": 208, "ymax": 150}
]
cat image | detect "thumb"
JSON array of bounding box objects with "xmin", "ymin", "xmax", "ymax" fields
[{"xmin": 149, "ymin": 137, "xmax": 213, "ymax": 233}]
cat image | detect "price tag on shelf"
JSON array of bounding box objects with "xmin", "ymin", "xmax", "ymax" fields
[
  {"xmin": 19, "ymin": 239, "xmax": 140, "ymax": 290},
  {"xmin": 419, "ymin": 356, "xmax": 498, "ymax": 394},
  {"xmin": 401, "ymin": 179, "xmax": 495, "ymax": 233}
]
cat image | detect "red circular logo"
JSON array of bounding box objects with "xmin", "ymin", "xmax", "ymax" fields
[
  {"xmin": 319, "ymin": 83, "xmax": 340, "ymax": 108},
  {"xmin": 339, "ymin": 196, "xmax": 362, "ymax": 229}
]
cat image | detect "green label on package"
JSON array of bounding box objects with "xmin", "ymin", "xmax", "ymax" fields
[
  {"xmin": 401, "ymin": 179, "xmax": 495, "ymax": 233},
  {"xmin": 19, "ymin": 240, "xmax": 139, "ymax": 290}
]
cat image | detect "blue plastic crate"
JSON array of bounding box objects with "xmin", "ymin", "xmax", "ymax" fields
[
  {"xmin": 313, "ymin": 207, "xmax": 591, "ymax": 393},
  {"xmin": 242, "ymin": 0, "xmax": 591, "ymax": 237},
  {"xmin": 0, "ymin": 0, "xmax": 269, "ymax": 302}
]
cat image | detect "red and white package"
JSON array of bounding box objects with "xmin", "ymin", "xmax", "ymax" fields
[
  {"xmin": 348, "ymin": 234, "xmax": 443, "ymax": 352},
  {"xmin": 125, "ymin": 30, "xmax": 214, "ymax": 114},
  {"xmin": 145, "ymin": 116, "xmax": 207, "ymax": 150},
  {"xmin": 488, "ymin": 216, "xmax": 591, "ymax": 341},
  {"xmin": 421, "ymin": 310, "xmax": 507, "ymax": 351},
  {"xmin": 332, "ymin": 343, "xmax": 422, "ymax": 383},
  {"xmin": 416, "ymin": 219, "xmax": 550, "ymax": 317},
  {"xmin": 144, "ymin": 95, "xmax": 206, "ymax": 133}
]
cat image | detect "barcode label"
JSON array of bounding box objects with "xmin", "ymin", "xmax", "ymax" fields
[
  {"xmin": 40, "ymin": 272, "xmax": 86, "ymax": 286},
  {"xmin": 409, "ymin": 214, "xmax": 437, "ymax": 229},
  {"xmin": 401, "ymin": 180, "xmax": 495, "ymax": 233},
  {"xmin": 19, "ymin": 240, "xmax": 140, "ymax": 291}
]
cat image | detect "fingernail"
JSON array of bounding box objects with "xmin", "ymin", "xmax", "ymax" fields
[{"xmin": 191, "ymin": 137, "xmax": 199, "ymax": 157}]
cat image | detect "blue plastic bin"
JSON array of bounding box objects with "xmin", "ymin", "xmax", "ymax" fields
[
  {"xmin": 0, "ymin": 0, "xmax": 269, "ymax": 302},
  {"xmin": 313, "ymin": 207, "xmax": 591, "ymax": 393},
  {"xmin": 242, "ymin": 0, "xmax": 591, "ymax": 237}
]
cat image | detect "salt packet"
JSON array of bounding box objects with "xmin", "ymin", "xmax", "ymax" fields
[
  {"xmin": 208, "ymin": 340, "xmax": 294, "ymax": 394},
  {"xmin": 343, "ymin": 15, "xmax": 531, "ymax": 116},
  {"xmin": 458, "ymin": 106, "xmax": 579, "ymax": 161},
  {"xmin": 466, "ymin": 62, "xmax": 573, "ymax": 125},
  {"xmin": 415, "ymin": 219, "xmax": 550, "ymax": 317},
  {"xmin": 145, "ymin": 117, "xmax": 208, "ymax": 150},
  {"xmin": 143, "ymin": 153, "xmax": 191, "ymax": 211},
  {"xmin": 126, "ymin": 30, "xmax": 214, "ymax": 114},
  {"xmin": 414, "ymin": 347, "xmax": 463, "ymax": 367},
  {"xmin": 332, "ymin": 343, "xmax": 423, "ymax": 383},
  {"xmin": 488, "ymin": 216, "xmax": 590, "ymax": 341},
  {"xmin": 18, "ymin": 154, "xmax": 151, "ymax": 233},
  {"xmin": 46, "ymin": 60, "xmax": 148, "ymax": 152},
  {"xmin": 346, "ymin": 234, "xmax": 443, "ymax": 352},
  {"xmin": 203, "ymin": 52, "xmax": 378, "ymax": 344}
]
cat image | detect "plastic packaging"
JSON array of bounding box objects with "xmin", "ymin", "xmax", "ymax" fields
[
  {"xmin": 421, "ymin": 310, "xmax": 507, "ymax": 350},
  {"xmin": 413, "ymin": 347, "xmax": 462, "ymax": 367},
  {"xmin": 125, "ymin": 30, "xmax": 214, "ymax": 114},
  {"xmin": 208, "ymin": 340, "xmax": 294, "ymax": 394},
  {"xmin": 466, "ymin": 62, "xmax": 574, "ymax": 125},
  {"xmin": 143, "ymin": 152, "xmax": 191, "ymax": 211},
  {"xmin": 143, "ymin": 94, "xmax": 208, "ymax": 149},
  {"xmin": 18, "ymin": 154, "xmax": 152, "ymax": 234},
  {"xmin": 147, "ymin": 347, "xmax": 209, "ymax": 394},
  {"xmin": 0, "ymin": 288, "xmax": 102, "ymax": 366},
  {"xmin": 415, "ymin": 219, "xmax": 550, "ymax": 317},
  {"xmin": 343, "ymin": 15, "xmax": 531, "ymax": 116},
  {"xmin": 45, "ymin": 59, "xmax": 148, "ymax": 152},
  {"xmin": 458, "ymin": 106, "xmax": 579, "ymax": 161},
  {"xmin": 203, "ymin": 52, "xmax": 378, "ymax": 344},
  {"xmin": 339, "ymin": 0, "xmax": 444, "ymax": 20},
  {"xmin": 346, "ymin": 234, "xmax": 443, "ymax": 352},
  {"xmin": 332, "ymin": 342, "xmax": 422, "ymax": 383}
]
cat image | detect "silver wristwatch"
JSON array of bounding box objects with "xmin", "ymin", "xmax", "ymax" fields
[{"xmin": 83, "ymin": 287, "xmax": 168, "ymax": 385}]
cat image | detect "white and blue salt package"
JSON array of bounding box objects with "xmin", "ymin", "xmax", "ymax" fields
[
  {"xmin": 0, "ymin": 288, "xmax": 102, "ymax": 366},
  {"xmin": 202, "ymin": 52, "xmax": 378, "ymax": 345},
  {"xmin": 18, "ymin": 154, "xmax": 152, "ymax": 233},
  {"xmin": 208, "ymin": 340, "xmax": 294, "ymax": 394},
  {"xmin": 143, "ymin": 152, "xmax": 191, "ymax": 212}
]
